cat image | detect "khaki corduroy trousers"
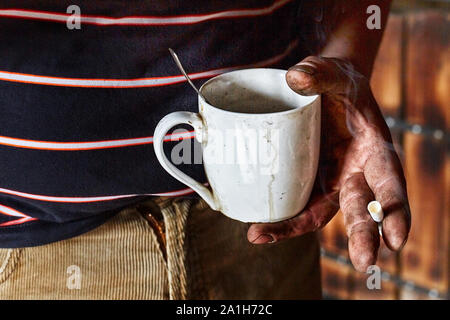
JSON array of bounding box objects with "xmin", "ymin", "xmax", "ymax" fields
[{"xmin": 0, "ymin": 197, "xmax": 321, "ymax": 300}]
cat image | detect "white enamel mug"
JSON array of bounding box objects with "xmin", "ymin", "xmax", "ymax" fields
[{"xmin": 153, "ymin": 68, "xmax": 320, "ymax": 223}]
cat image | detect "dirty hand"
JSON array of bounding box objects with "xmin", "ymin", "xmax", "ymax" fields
[{"xmin": 247, "ymin": 56, "xmax": 411, "ymax": 272}]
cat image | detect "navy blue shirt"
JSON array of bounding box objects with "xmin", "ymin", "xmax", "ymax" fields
[{"xmin": 0, "ymin": 0, "xmax": 315, "ymax": 247}]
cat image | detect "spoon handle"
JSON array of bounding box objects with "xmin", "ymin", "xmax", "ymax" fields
[{"xmin": 169, "ymin": 48, "xmax": 206, "ymax": 101}]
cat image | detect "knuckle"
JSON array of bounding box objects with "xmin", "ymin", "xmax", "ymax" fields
[
  {"xmin": 272, "ymin": 221, "xmax": 297, "ymax": 241},
  {"xmin": 291, "ymin": 211, "xmax": 314, "ymax": 234},
  {"xmin": 303, "ymin": 55, "xmax": 323, "ymax": 64},
  {"xmin": 342, "ymin": 178, "xmax": 362, "ymax": 194},
  {"xmin": 346, "ymin": 220, "xmax": 374, "ymax": 238}
]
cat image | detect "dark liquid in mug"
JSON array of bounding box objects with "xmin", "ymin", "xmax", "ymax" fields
[{"xmin": 209, "ymin": 85, "xmax": 296, "ymax": 114}]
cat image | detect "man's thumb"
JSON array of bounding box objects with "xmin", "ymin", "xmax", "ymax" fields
[{"xmin": 286, "ymin": 56, "xmax": 359, "ymax": 96}]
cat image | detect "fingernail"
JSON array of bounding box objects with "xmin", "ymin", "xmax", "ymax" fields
[
  {"xmin": 251, "ymin": 234, "xmax": 275, "ymax": 244},
  {"xmin": 398, "ymin": 237, "xmax": 408, "ymax": 251},
  {"xmin": 289, "ymin": 64, "xmax": 316, "ymax": 75}
]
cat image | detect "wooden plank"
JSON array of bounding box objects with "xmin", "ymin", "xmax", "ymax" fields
[
  {"xmin": 321, "ymin": 257, "xmax": 352, "ymax": 299},
  {"xmin": 320, "ymin": 211, "xmax": 351, "ymax": 299},
  {"xmin": 404, "ymin": 12, "xmax": 449, "ymax": 129},
  {"xmin": 402, "ymin": 133, "xmax": 449, "ymax": 293},
  {"xmin": 391, "ymin": 0, "xmax": 450, "ymax": 12},
  {"xmin": 445, "ymin": 150, "xmax": 450, "ymax": 297},
  {"xmin": 399, "ymin": 286, "xmax": 441, "ymax": 300},
  {"xmin": 320, "ymin": 211, "xmax": 348, "ymax": 255},
  {"xmin": 350, "ymin": 271, "xmax": 398, "ymax": 300},
  {"xmin": 371, "ymin": 13, "xmax": 404, "ymax": 165},
  {"xmin": 371, "ymin": 14, "xmax": 404, "ymax": 118},
  {"xmin": 322, "ymin": 255, "xmax": 399, "ymax": 300},
  {"xmin": 401, "ymin": 11, "xmax": 449, "ymax": 294}
]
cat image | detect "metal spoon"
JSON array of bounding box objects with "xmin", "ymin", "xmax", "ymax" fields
[{"xmin": 169, "ymin": 48, "xmax": 209, "ymax": 103}]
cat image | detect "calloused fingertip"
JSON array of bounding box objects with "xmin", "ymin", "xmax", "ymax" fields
[
  {"xmin": 381, "ymin": 208, "xmax": 410, "ymax": 251},
  {"xmin": 349, "ymin": 242, "xmax": 378, "ymax": 273},
  {"xmin": 383, "ymin": 231, "xmax": 408, "ymax": 251},
  {"xmin": 348, "ymin": 227, "xmax": 380, "ymax": 273},
  {"xmin": 285, "ymin": 69, "xmax": 316, "ymax": 96},
  {"xmin": 354, "ymin": 254, "xmax": 377, "ymax": 273}
]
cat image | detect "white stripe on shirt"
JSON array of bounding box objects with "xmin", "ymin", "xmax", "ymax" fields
[{"xmin": 0, "ymin": 0, "xmax": 292, "ymax": 26}]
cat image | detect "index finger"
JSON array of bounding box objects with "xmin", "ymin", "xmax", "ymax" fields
[{"xmin": 340, "ymin": 172, "xmax": 380, "ymax": 272}]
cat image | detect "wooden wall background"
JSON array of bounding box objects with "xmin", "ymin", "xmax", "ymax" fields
[{"xmin": 319, "ymin": 8, "xmax": 449, "ymax": 300}]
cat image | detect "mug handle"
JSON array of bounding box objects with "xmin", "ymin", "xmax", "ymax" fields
[{"xmin": 153, "ymin": 111, "xmax": 219, "ymax": 210}]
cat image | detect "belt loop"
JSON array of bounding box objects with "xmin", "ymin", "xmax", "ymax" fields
[
  {"xmin": 160, "ymin": 198, "xmax": 192, "ymax": 300},
  {"xmin": 137, "ymin": 197, "xmax": 192, "ymax": 300}
]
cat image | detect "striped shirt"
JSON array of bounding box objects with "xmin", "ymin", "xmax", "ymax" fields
[{"xmin": 0, "ymin": 0, "xmax": 312, "ymax": 247}]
